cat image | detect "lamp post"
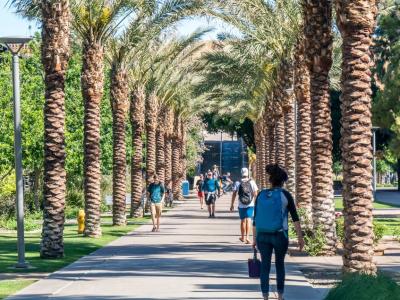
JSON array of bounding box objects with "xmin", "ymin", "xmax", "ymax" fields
[
  {"xmin": 372, "ymin": 126, "xmax": 379, "ymax": 201},
  {"xmin": 0, "ymin": 36, "xmax": 32, "ymax": 269}
]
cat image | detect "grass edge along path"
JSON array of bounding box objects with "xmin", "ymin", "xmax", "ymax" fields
[{"xmin": 0, "ymin": 216, "xmax": 150, "ymax": 299}]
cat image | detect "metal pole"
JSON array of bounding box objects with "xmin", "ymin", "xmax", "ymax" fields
[
  {"xmin": 11, "ymin": 53, "xmax": 27, "ymax": 268},
  {"xmin": 373, "ymin": 129, "xmax": 377, "ymax": 201}
]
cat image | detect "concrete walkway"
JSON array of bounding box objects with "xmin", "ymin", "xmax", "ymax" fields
[{"xmin": 8, "ymin": 195, "xmax": 324, "ymax": 300}]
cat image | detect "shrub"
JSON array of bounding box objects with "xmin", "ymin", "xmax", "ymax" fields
[
  {"xmin": 304, "ymin": 225, "xmax": 326, "ymax": 256},
  {"xmin": 325, "ymin": 273, "xmax": 400, "ymax": 300},
  {"xmin": 296, "ymin": 208, "xmax": 327, "ymax": 256},
  {"xmin": 373, "ymin": 220, "xmax": 386, "ymax": 245},
  {"xmin": 0, "ymin": 211, "xmax": 42, "ymax": 231}
]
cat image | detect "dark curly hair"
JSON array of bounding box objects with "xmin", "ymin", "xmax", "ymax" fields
[{"xmin": 265, "ymin": 164, "xmax": 288, "ymax": 187}]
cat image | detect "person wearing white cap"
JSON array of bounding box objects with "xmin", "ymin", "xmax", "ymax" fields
[{"xmin": 230, "ymin": 167, "xmax": 258, "ymax": 244}]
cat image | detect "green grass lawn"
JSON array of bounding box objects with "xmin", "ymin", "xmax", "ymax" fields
[
  {"xmin": 335, "ymin": 198, "xmax": 399, "ymax": 210},
  {"xmin": 0, "ymin": 280, "xmax": 36, "ymax": 299},
  {"xmin": 0, "ymin": 216, "xmax": 149, "ymax": 299}
]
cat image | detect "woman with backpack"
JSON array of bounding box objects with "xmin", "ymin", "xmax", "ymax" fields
[
  {"xmin": 230, "ymin": 168, "xmax": 258, "ymax": 244},
  {"xmin": 253, "ymin": 164, "xmax": 304, "ymax": 300}
]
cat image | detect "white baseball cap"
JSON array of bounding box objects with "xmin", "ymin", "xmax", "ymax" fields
[{"xmin": 241, "ymin": 167, "xmax": 249, "ymax": 177}]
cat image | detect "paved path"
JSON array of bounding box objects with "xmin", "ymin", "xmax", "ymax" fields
[{"xmin": 8, "ymin": 195, "xmax": 324, "ymax": 300}]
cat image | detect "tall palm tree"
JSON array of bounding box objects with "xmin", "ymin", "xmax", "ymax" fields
[
  {"xmin": 130, "ymin": 85, "xmax": 145, "ymax": 217},
  {"xmin": 172, "ymin": 112, "xmax": 182, "ymax": 199},
  {"xmin": 294, "ymin": 35, "xmax": 313, "ymax": 222},
  {"xmin": 164, "ymin": 108, "xmax": 174, "ymax": 190},
  {"xmin": 108, "ymin": 50, "xmax": 130, "ymax": 226},
  {"xmin": 335, "ymin": 0, "xmax": 379, "ymax": 274},
  {"xmin": 304, "ymin": 0, "xmax": 336, "ymax": 254},
  {"xmin": 40, "ymin": 0, "xmax": 70, "ymax": 258},
  {"xmin": 145, "ymin": 90, "xmax": 158, "ymax": 189},
  {"xmin": 156, "ymin": 105, "xmax": 166, "ymax": 183},
  {"xmin": 73, "ymin": 0, "xmax": 140, "ymax": 237},
  {"xmin": 11, "ymin": 0, "xmax": 72, "ymax": 256}
]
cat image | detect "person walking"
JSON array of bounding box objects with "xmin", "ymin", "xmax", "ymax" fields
[
  {"xmin": 147, "ymin": 175, "xmax": 165, "ymax": 232},
  {"xmin": 230, "ymin": 168, "xmax": 258, "ymax": 244},
  {"xmin": 196, "ymin": 174, "xmax": 205, "ymax": 209},
  {"xmin": 202, "ymin": 171, "xmax": 221, "ymax": 218},
  {"xmin": 253, "ymin": 164, "xmax": 304, "ymax": 300}
]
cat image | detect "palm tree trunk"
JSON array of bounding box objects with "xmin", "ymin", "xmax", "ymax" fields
[
  {"xmin": 172, "ymin": 113, "xmax": 182, "ymax": 200},
  {"xmin": 82, "ymin": 42, "xmax": 104, "ymax": 238},
  {"xmin": 130, "ymin": 86, "xmax": 145, "ymax": 218},
  {"xmin": 305, "ymin": 0, "xmax": 336, "ymax": 254},
  {"xmin": 156, "ymin": 106, "xmax": 166, "ymax": 183},
  {"xmin": 282, "ymin": 63, "xmax": 296, "ymax": 196},
  {"xmin": 40, "ymin": 0, "xmax": 70, "ymax": 258},
  {"xmin": 180, "ymin": 121, "xmax": 187, "ymax": 182},
  {"xmin": 263, "ymin": 110, "xmax": 271, "ymax": 187},
  {"xmin": 268, "ymin": 123, "xmax": 276, "ymax": 165},
  {"xmin": 335, "ymin": 0, "xmax": 378, "ymax": 274},
  {"xmin": 164, "ymin": 109, "xmax": 173, "ymax": 190},
  {"xmin": 110, "ymin": 66, "xmax": 129, "ymax": 226},
  {"xmin": 275, "ymin": 108, "xmax": 286, "ymax": 167},
  {"xmin": 254, "ymin": 120, "xmax": 261, "ymax": 187},
  {"xmin": 284, "ymin": 97, "xmax": 296, "ymax": 197},
  {"xmin": 294, "ymin": 37, "xmax": 313, "ymax": 222},
  {"xmin": 145, "ymin": 92, "xmax": 158, "ymax": 186}
]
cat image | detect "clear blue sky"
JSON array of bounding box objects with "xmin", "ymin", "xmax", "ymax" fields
[{"xmin": 0, "ymin": 1, "xmax": 230, "ymax": 39}]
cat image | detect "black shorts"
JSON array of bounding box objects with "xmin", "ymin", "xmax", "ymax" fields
[{"xmin": 205, "ymin": 193, "xmax": 217, "ymax": 205}]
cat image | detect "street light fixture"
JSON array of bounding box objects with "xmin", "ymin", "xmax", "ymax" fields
[{"xmin": 0, "ymin": 36, "xmax": 32, "ymax": 269}]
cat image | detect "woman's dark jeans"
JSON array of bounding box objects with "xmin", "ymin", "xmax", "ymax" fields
[{"xmin": 256, "ymin": 231, "xmax": 289, "ymax": 296}]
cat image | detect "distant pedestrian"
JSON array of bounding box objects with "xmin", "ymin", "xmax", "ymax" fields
[
  {"xmin": 196, "ymin": 174, "xmax": 205, "ymax": 209},
  {"xmin": 230, "ymin": 168, "xmax": 258, "ymax": 244},
  {"xmin": 147, "ymin": 175, "xmax": 165, "ymax": 232},
  {"xmin": 253, "ymin": 164, "xmax": 304, "ymax": 300},
  {"xmin": 212, "ymin": 165, "xmax": 220, "ymax": 180},
  {"xmin": 202, "ymin": 171, "xmax": 221, "ymax": 218}
]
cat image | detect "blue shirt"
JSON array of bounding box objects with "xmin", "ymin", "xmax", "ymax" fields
[
  {"xmin": 202, "ymin": 178, "xmax": 220, "ymax": 193},
  {"xmin": 147, "ymin": 183, "xmax": 165, "ymax": 203}
]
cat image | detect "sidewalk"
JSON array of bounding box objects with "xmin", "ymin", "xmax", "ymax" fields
[{"xmin": 8, "ymin": 194, "xmax": 324, "ymax": 300}]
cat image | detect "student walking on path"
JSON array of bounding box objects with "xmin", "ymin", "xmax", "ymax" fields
[
  {"xmin": 230, "ymin": 167, "xmax": 258, "ymax": 244},
  {"xmin": 253, "ymin": 164, "xmax": 304, "ymax": 300},
  {"xmin": 202, "ymin": 171, "xmax": 221, "ymax": 218},
  {"xmin": 147, "ymin": 175, "xmax": 165, "ymax": 232},
  {"xmin": 196, "ymin": 174, "xmax": 205, "ymax": 209}
]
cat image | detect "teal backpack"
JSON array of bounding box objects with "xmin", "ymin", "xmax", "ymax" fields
[{"xmin": 255, "ymin": 188, "xmax": 287, "ymax": 233}]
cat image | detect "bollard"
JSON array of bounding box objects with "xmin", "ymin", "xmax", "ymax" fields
[{"xmin": 77, "ymin": 209, "xmax": 85, "ymax": 234}]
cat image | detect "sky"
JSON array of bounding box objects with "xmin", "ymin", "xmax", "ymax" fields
[{"xmin": 0, "ymin": 1, "xmax": 229, "ymax": 39}]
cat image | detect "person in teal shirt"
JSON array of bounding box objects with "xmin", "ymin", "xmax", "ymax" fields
[
  {"xmin": 202, "ymin": 171, "xmax": 221, "ymax": 218},
  {"xmin": 147, "ymin": 175, "xmax": 165, "ymax": 232}
]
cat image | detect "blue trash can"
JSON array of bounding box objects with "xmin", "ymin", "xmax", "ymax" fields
[{"xmin": 182, "ymin": 180, "xmax": 190, "ymax": 197}]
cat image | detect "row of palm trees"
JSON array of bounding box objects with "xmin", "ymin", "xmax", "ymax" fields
[
  {"xmin": 12, "ymin": 0, "xmax": 380, "ymax": 275},
  {"xmin": 12, "ymin": 0, "xmax": 205, "ymax": 257},
  {"xmin": 196, "ymin": 0, "xmax": 379, "ymax": 274}
]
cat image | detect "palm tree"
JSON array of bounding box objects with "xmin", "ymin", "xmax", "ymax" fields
[
  {"xmin": 335, "ymin": 0, "xmax": 379, "ymax": 274},
  {"xmin": 130, "ymin": 85, "xmax": 145, "ymax": 217},
  {"xmin": 304, "ymin": 0, "xmax": 336, "ymax": 253},
  {"xmin": 10, "ymin": 0, "xmax": 71, "ymax": 256},
  {"xmin": 164, "ymin": 108, "xmax": 174, "ymax": 190},
  {"xmin": 172, "ymin": 112, "xmax": 182, "ymax": 199},
  {"xmin": 156, "ymin": 105, "xmax": 166, "ymax": 183},
  {"xmin": 73, "ymin": 0, "xmax": 140, "ymax": 237},
  {"xmin": 108, "ymin": 46, "xmax": 130, "ymax": 226},
  {"xmin": 40, "ymin": 0, "xmax": 70, "ymax": 258},
  {"xmin": 145, "ymin": 90, "xmax": 158, "ymax": 189},
  {"xmin": 294, "ymin": 36, "xmax": 313, "ymax": 222}
]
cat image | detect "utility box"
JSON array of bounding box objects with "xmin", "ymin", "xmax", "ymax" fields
[{"xmin": 182, "ymin": 180, "xmax": 190, "ymax": 197}]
